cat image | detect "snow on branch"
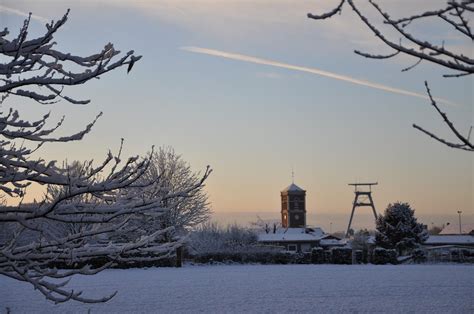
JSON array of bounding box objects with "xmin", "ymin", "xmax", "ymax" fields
[
  {"xmin": 413, "ymin": 81, "xmax": 473, "ymax": 151},
  {"xmin": 307, "ymin": 0, "xmax": 474, "ymax": 77},
  {"xmin": 0, "ymin": 9, "xmax": 142, "ymax": 105},
  {"xmin": 0, "ymin": 11, "xmax": 211, "ymax": 303}
]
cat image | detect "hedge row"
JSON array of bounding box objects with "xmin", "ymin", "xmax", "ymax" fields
[
  {"xmin": 189, "ymin": 247, "xmax": 397, "ymax": 265},
  {"xmin": 47, "ymin": 247, "xmax": 403, "ymax": 269},
  {"xmin": 190, "ymin": 251, "xmax": 310, "ymax": 265}
]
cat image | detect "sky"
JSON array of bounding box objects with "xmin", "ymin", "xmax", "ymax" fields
[{"xmin": 1, "ymin": 0, "xmax": 473, "ymax": 232}]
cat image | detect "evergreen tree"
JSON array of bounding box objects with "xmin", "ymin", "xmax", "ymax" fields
[{"xmin": 375, "ymin": 202, "xmax": 428, "ymax": 255}]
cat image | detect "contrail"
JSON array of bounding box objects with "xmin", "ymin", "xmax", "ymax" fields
[
  {"xmin": 181, "ymin": 46, "xmax": 458, "ymax": 107},
  {"xmin": 0, "ymin": 5, "xmax": 49, "ymax": 24}
]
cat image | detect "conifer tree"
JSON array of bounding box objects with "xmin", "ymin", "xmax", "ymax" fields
[{"xmin": 375, "ymin": 202, "xmax": 428, "ymax": 255}]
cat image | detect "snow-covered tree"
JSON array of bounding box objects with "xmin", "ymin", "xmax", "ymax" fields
[
  {"xmin": 0, "ymin": 11, "xmax": 211, "ymax": 303},
  {"xmin": 350, "ymin": 229, "xmax": 373, "ymax": 251},
  {"xmin": 308, "ymin": 1, "xmax": 473, "ymax": 151},
  {"xmin": 135, "ymin": 147, "xmax": 211, "ymax": 236},
  {"xmin": 375, "ymin": 202, "xmax": 428, "ymax": 255},
  {"xmin": 43, "ymin": 160, "xmax": 99, "ymax": 239},
  {"xmin": 45, "ymin": 149, "xmax": 212, "ymax": 246},
  {"xmin": 189, "ymin": 222, "xmax": 259, "ymax": 254}
]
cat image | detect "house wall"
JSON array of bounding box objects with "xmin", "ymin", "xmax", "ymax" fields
[
  {"xmin": 300, "ymin": 243, "xmax": 312, "ymax": 252},
  {"xmin": 275, "ymin": 241, "xmax": 319, "ymax": 253}
]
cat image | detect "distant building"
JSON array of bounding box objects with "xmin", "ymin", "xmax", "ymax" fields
[
  {"xmin": 258, "ymin": 227, "xmax": 344, "ymax": 252},
  {"xmin": 258, "ymin": 182, "xmax": 344, "ymax": 252},
  {"xmin": 421, "ymin": 234, "xmax": 474, "ymax": 263},
  {"xmin": 439, "ymin": 223, "xmax": 474, "ymax": 235}
]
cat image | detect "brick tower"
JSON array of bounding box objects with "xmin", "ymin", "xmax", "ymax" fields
[{"xmin": 281, "ymin": 183, "xmax": 306, "ymax": 228}]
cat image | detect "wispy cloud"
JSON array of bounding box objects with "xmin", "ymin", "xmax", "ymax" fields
[
  {"xmin": 0, "ymin": 5, "xmax": 49, "ymax": 24},
  {"xmin": 181, "ymin": 46, "xmax": 459, "ymax": 107}
]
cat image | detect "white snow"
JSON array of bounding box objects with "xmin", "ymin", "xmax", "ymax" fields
[
  {"xmin": 258, "ymin": 227, "xmax": 325, "ymax": 242},
  {"xmin": 425, "ymin": 235, "xmax": 474, "ymax": 245},
  {"xmin": 1, "ymin": 264, "xmax": 473, "ymax": 313}
]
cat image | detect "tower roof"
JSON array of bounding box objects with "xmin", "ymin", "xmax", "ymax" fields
[{"xmin": 281, "ymin": 183, "xmax": 305, "ymax": 192}]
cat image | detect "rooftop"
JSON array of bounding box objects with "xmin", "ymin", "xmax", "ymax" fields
[
  {"xmin": 424, "ymin": 235, "xmax": 474, "ymax": 245},
  {"xmin": 281, "ymin": 183, "xmax": 305, "ymax": 193},
  {"xmin": 439, "ymin": 223, "xmax": 474, "ymax": 235}
]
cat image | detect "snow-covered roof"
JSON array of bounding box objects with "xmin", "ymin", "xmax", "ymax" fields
[
  {"xmin": 424, "ymin": 235, "xmax": 474, "ymax": 245},
  {"xmin": 439, "ymin": 224, "xmax": 474, "ymax": 235},
  {"xmin": 258, "ymin": 227, "xmax": 326, "ymax": 242},
  {"xmin": 281, "ymin": 183, "xmax": 305, "ymax": 193}
]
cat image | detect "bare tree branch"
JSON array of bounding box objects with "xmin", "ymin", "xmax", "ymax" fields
[
  {"xmin": 0, "ymin": 10, "xmax": 142, "ymax": 105},
  {"xmin": 308, "ymin": 0, "xmax": 474, "ymax": 76},
  {"xmin": 413, "ymin": 81, "xmax": 473, "ymax": 151},
  {"xmin": 307, "ymin": 0, "xmax": 473, "ymax": 151}
]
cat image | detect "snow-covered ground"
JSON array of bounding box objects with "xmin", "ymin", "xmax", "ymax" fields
[{"xmin": 1, "ymin": 264, "xmax": 473, "ymax": 313}]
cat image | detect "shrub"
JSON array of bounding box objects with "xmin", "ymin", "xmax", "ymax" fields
[
  {"xmin": 311, "ymin": 247, "xmax": 325, "ymax": 264},
  {"xmin": 331, "ymin": 247, "xmax": 352, "ymax": 264},
  {"xmin": 324, "ymin": 250, "xmax": 332, "ymax": 263},
  {"xmin": 372, "ymin": 248, "xmax": 397, "ymax": 265},
  {"xmin": 353, "ymin": 250, "xmax": 364, "ymax": 264},
  {"xmin": 412, "ymin": 248, "xmax": 427, "ymax": 263}
]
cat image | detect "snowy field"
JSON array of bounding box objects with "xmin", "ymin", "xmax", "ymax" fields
[{"xmin": 1, "ymin": 264, "xmax": 473, "ymax": 313}]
